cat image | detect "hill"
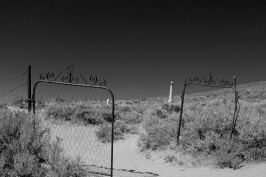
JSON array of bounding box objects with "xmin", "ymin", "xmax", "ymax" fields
[{"xmin": 2, "ymin": 80, "xmax": 266, "ymax": 177}]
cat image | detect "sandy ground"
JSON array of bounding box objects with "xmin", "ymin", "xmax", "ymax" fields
[
  {"xmin": 6, "ymin": 107, "xmax": 266, "ymax": 177},
  {"xmin": 43, "ymin": 121, "xmax": 266, "ymax": 177}
]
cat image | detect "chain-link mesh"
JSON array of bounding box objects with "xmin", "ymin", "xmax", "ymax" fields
[
  {"xmin": 181, "ymin": 84, "xmax": 236, "ymax": 140},
  {"xmin": 33, "ymin": 81, "xmax": 114, "ymax": 176}
]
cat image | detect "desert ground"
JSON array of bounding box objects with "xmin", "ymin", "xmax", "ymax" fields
[
  {"xmin": 33, "ymin": 108, "xmax": 266, "ymax": 177},
  {"xmin": 6, "ymin": 81, "xmax": 266, "ymax": 177}
]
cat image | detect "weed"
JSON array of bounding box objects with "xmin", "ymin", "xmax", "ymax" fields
[
  {"xmin": 162, "ymin": 103, "xmax": 181, "ymax": 114},
  {"xmin": 95, "ymin": 120, "xmax": 135, "ymax": 143},
  {"xmin": 138, "ymin": 114, "xmax": 178, "ymax": 151},
  {"xmin": 164, "ymin": 155, "xmax": 177, "ymax": 163}
]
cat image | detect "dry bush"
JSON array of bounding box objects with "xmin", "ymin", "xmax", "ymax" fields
[
  {"xmin": 96, "ymin": 120, "xmax": 134, "ymax": 143},
  {"xmin": 45, "ymin": 102, "xmax": 112, "ymax": 125},
  {"xmin": 0, "ymin": 108, "xmax": 87, "ymax": 176},
  {"xmin": 139, "ymin": 93, "xmax": 266, "ymax": 169},
  {"xmin": 178, "ymin": 98, "xmax": 266, "ymax": 169},
  {"xmin": 138, "ymin": 111, "xmax": 178, "ymax": 151}
]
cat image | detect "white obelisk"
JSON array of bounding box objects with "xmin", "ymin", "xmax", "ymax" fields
[{"xmin": 168, "ymin": 81, "xmax": 173, "ymax": 103}]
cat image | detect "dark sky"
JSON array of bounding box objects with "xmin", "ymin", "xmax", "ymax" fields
[{"xmin": 0, "ymin": 0, "xmax": 266, "ymax": 103}]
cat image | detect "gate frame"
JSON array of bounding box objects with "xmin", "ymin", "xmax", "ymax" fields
[
  {"xmin": 30, "ymin": 65, "xmax": 115, "ymax": 177},
  {"xmin": 177, "ymin": 73, "xmax": 239, "ymax": 144}
]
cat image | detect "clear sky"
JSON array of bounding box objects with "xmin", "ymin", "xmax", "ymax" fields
[{"xmin": 0, "ymin": 0, "xmax": 266, "ymax": 103}]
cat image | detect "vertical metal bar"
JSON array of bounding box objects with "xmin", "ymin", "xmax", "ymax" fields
[
  {"xmin": 110, "ymin": 90, "xmax": 115, "ymax": 177},
  {"xmin": 230, "ymin": 76, "xmax": 237, "ymax": 139},
  {"xmin": 28, "ymin": 65, "xmax": 31, "ymax": 114},
  {"xmin": 32, "ymin": 91, "xmax": 35, "ymax": 115},
  {"xmin": 177, "ymin": 79, "xmax": 186, "ymax": 145},
  {"xmin": 32, "ymin": 82, "xmax": 40, "ymax": 115}
]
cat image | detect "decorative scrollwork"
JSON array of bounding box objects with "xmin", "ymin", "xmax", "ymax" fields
[
  {"xmin": 39, "ymin": 65, "xmax": 106, "ymax": 86},
  {"xmin": 187, "ymin": 73, "xmax": 234, "ymax": 88}
]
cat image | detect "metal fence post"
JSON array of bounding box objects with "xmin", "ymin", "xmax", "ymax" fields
[
  {"xmin": 230, "ymin": 76, "xmax": 237, "ymax": 139},
  {"xmin": 110, "ymin": 91, "xmax": 115, "ymax": 177},
  {"xmin": 28, "ymin": 65, "xmax": 31, "ymax": 114},
  {"xmin": 177, "ymin": 79, "xmax": 186, "ymax": 145}
]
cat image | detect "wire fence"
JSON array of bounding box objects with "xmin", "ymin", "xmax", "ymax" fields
[
  {"xmin": 0, "ymin": 68, "xmax": 27, "ymax": 81},
  {"xmin": 177, "ymin": 73, "xmax": 240, "ymax": 143},
  {"xmin": 182, "ymin": 84, "xmax": 236, "ymax": 140},
  {"xmin": 33, "ymin": 81, "xmax": 115, "ymax": 176},
  {"xmin": 0, "ymin": 83, "xmax": 28, "ymax": 98},
  {"xmin": 0, "ymin": 67, "xmax": 28, "ymax": 105}
]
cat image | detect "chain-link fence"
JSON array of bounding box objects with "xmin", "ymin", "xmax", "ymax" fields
[
  {"xmin": 177, "ymin": 73, "xmax": 239, "ymax": 143},
  {"xmin": 181, "ymin": 84, "xmax": 236, "ymax": 141},
  {"xmin": 32, "ymin": 80, "xmax": 115, "ymax": 176}
]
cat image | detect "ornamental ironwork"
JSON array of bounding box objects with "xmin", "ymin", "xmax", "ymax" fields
[
  {"xmin": 187, "ymin": 73, "xmax": 234, "ymax": 88},
  {"xmin": 177, "ymin": 73, "xmax": 238, "ymax": 145},
  {"xmin": 39, "ymin": 65, "xmax": 106, "ymax": 86}
]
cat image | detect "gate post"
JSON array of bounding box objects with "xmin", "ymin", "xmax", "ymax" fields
[
  {"xmin": 27, "ymin": 65, "xmax": 32, "ymax": 114},
  {"xmin": 230, "ymin": 76, "xmax": 237, "ymax": 139},
  {"xmin": 177, "ymin": 79, "xmax": 186, "ymax": 145}
]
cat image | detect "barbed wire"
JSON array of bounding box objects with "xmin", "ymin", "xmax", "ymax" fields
[
  {"xmin": 0, "ymin": 67, "xmax": 28, "ymax": 81},
  {"xmin": 0, "ymin": 83, "xmax": 28, "ymax": 98}
]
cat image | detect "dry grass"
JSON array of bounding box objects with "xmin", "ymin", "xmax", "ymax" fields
[
  {"xmin": 136, "ymin": 81, "xmax": 266, "ymax": 169},
  {"xmin": 2, "ymin": 80, "xmax": 266, "ymax": 176}
]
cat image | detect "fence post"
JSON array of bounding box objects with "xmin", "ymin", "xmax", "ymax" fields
[
  {"xmin": 230, "ymin": 76, "xmax": 237, "ymax": 139},
  {"xmin": 168, "ymin": 81, "xmax": 174, "ymax": 103},
  {"xmin": 28, "ymin": 65, "xmax": 31, "ymax": 114},
  {"xmin": 177, "ymin": 79, "xmax": 186, "ymax": 145}
]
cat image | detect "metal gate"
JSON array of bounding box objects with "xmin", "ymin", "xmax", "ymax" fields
[
  {"xmin": 32, "ymin": 66, "xmax": 115, "ymax": 176},
  {"xmin": 177, "ymin": 73, "xmax": 240, "ymax": 143}
]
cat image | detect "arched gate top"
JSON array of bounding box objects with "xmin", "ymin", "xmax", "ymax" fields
[
  {"xmin": 39, "ymin": 65, "xmax": 106, "ymax": 86},
  {"xmin": 186, "ymin": 73, "xmax": 234, "ymax": 88}
]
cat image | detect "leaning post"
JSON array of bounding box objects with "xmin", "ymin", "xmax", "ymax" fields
[
  {"xmin": 230, "ymin": 76, "xmax": 237, "ymax": 139},
  {"xmin": 177, "ymin": 79, "xmax": 186, "ymax": 145}
]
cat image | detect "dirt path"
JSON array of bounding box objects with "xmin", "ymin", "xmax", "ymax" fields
[
  {"xmin": 7, "ymin": 107, "xmax": 266, "ymax": 177},
  {"xmin": 44, "ymin": 123, "xmax": 266, "ymax": 177},
  {"xmin": 112, "ymin": 134, "xmax": 266, "ymax": 177}
]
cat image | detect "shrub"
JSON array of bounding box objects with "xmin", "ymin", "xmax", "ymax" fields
[
  {"xmin": 36, "ymin": 99, "xmax": 46, "ymax": 109},
  {"xmin": 162, "ymin": 104, "xmax": 181, "ymax": 114},
  {"xmin": 55, "ymin": 97, "xmax": 65, "ymax": 103},
  {"xmin": 44, "ymin": 137, "xmax": 87, "ymax": 177},
  {"xmin": 0, "ymin": 103, "xmax": 7, "ymax": 109},
  {"xmin": 118, "ymin": 112, "xmax": 143, "ymax": 125},
  {"xmin": 182, "ymin": 102, "xmax": 233, "ymax": 141},
  {"xmin": 164, "ymin": 154, "xmax": 177, "ymax": 163},
  {"xmin": 46, "ymin": 104, "xmax": 76, "ymax": 122},
  {"xmin": 76, "ymin": 109, "xmax": 103, "ymax": 125},
  {"xmin": 139, "ymin": 96, "xmax": 266, "ymax": 169},
  {"xmin": 153, "ymin": 109, "xmax": 167, "ymax": 119},
  {"xmin": 0, "ymin": 110, "xmax": 49, "ymax": 176},
  {"xmin": 102, "ymin": 113, "xmax": 113, "ymax": 122},
  {"xmin": 96, "ymin": 121, "xmax": 133, "ymax": 143},
  {"xmin": 118, "ymin": 105, "xmax": 132, "ymax": 113},
  {"xmin": 46, "ymin": 102, "xmax": 112, "ymax": 125},
  {"xmin": 0, "ymin": 109, "xmax": 87, "ymax": 176},
  {"xmin": 115, "ymin": 104, "xmax": 143, "ymax": 125},
  {"xmin": 138, "ymin": 114, "xmax": 178, "ymax": 151},
  {"xmin": 178, "ymin": 99, "xmax": 266, "ymax": 169}
]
